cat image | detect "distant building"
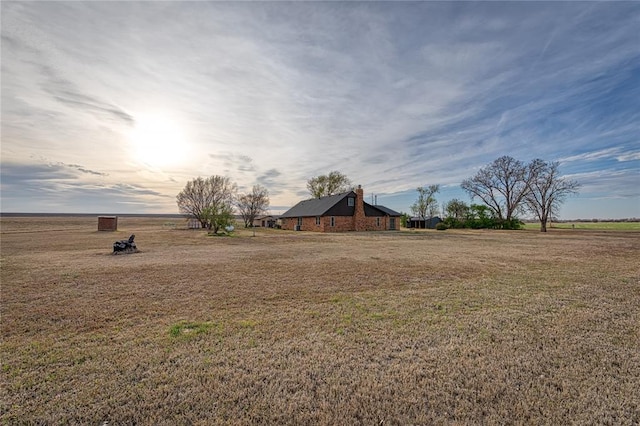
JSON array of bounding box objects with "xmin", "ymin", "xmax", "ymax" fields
[
  {"xmin": 253, "ymin": 215, "xmax": 277, "ymax": 228},
  {"xmin": 187, "ymin": 218, "xmax": 202, "ymax": 229},
  {"xmin": 407, "ymin": 216, "xmax": 442, "ymax": 229},
  {"xmin": 97, "ymin": 216, "xmax": 117, "ymax": 231},
  {"xmin": 280, "ymin": 186, "xmax": 400, "ymax": 232}
]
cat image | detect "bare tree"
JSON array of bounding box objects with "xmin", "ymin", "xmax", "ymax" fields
[
  {"xmin": 307, "ymin": 171, "xmax": 352, "ymax": 198},
  {"xmin": 237, "ymin": 185, "xmax": 270, "ymax": 228},
  {"xmin": 461, "ymin": 156, "xmax": 530, "ymax": 228},
  {"xmin": 525, "ymin": 159, "xmax": 580, "ymax": 232},
  {"xmin": 176, "ymin": 175, "xmax": 236, "ymax": 229},
  {"xmin": 411, "ymin": 185, "xmax": 440, "ymax": 223}
]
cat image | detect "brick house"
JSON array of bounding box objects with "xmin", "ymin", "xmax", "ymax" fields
[{"xmin": 280, "ymin": 185, "xmax": 400, "ymax": 232}]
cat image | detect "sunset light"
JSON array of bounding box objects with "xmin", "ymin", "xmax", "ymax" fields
[{"xmin": 130, "ymin": 113, "xmax": 188, "ymax": 168}]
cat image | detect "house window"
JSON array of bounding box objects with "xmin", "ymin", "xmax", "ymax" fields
[
  {"xmin": 348, "ymin": 197, "xmax": 355, "ymax": 207},
  {"xmin": 330, "ymin": 216, "xmax": 335, "ymax": 227},
  {"xmin": 376, "ymin": 217, "xmax": 381, "ymax": 227},
  {"xmin": 316, "ymin": 216, "xmax": 321, "ymax": 226},
  {"xmin": 297, "ymin": 217, "xmax": 303, "ymax": 226},
  {"xmin": 390, "ymin": 217, "xmax": 396, "ymax": 230}
]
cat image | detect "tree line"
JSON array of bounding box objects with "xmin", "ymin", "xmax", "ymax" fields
[
  {"xmin": 409, "ymin": 156, "xmax": 580, "ymax": 232},
  {"xmin": 177, "ymin": 158, "xmax": 578, "ymax": 234}
]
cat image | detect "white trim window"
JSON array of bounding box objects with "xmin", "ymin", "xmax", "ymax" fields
[
  {"xmin": 330, "ymin": 216, "xmax": 335, "ymax": 227},
  {"xmin": 348, "ymin": 197, "xmax": 355, "ymax": 207},
  {"xmin": 316, "ymin": 216, "xmax": 321, "ymax": 225},
  {"xmin": 376, "ymin": 217, "xmax": 381, "ymax": 226}
]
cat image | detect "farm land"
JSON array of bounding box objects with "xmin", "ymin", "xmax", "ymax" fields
[{"xmin": 1, "ymin": 216, "xmax": 639, "ymax": 424}]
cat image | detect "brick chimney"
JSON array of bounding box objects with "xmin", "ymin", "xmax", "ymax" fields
[{"xmin": 354, "ymin": 185, "xmax": 365, "ymax": 231}]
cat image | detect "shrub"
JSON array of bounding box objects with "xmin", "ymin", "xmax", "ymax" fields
[
  {"xmin": 435, "ymin": 222, "xmax": 448, "ymax": 231},
  {"xmin": 501, "ymin": 218, "xmax": 524, "ymax": 230},
  {"xmin": 443, "ymin": 217, "xmax": 465, "ymax": 229}
]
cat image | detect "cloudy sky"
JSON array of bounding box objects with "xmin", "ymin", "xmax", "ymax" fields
[{"xmin": 1, "ymin": 1, "xmax": 638, "ymax": 219}]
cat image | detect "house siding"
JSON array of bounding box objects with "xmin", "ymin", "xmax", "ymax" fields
[
  {"xmin": 282, "ymin": 215, "xmax": 352, "ymax": 232},
  {"xmin": 359, "ymin": 216, "xmax": 389, "ymax": 231},
  {"xmin": 282, "ymin": 216, "xmax": 323, "ymax": 231},
  {"xmin": 282, "ymin": 215, "xmax": 395, "ymax": 232},
  {"xmin": 327, "ymin": 216, "xmax": 354, "ymax": 232}
]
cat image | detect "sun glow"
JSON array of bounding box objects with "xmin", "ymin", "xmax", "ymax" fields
[{"xmin": 130, "ymin": 113, "xmax": 189, "ymax": 168}]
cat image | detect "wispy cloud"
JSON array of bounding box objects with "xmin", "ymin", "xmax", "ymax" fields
[
  {"xmin": 616, "ymin": 152, "xmax": 640, "ymax": 162},
  {"xmin": 64, "ymin": 163, "xmax": 109, "ymax": 176},
  {"xmin": 559, "ymin": 148, "xmax": 624, "ymax": 163},
  {"xmin": 50, "ymin": 88, "xmax": 134, "ymax": 125},
  {"xmin": 564, "ymin": 168, "xmax": 638, "ymax": 195}
]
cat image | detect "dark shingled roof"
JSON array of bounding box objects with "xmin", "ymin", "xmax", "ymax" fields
[
  {"xmin": 372, "ymin": 205, "xmax": 401, "ymax": 216},
  {"xmin": 280, "ymin": 191, "xmax": 354, "ymax": 218}
]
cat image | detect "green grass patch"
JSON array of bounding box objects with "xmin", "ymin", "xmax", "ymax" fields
[
  {"xmin": 237, "ymin": 319, "xmax": 258, "ymax": 329},
  {"xmin": 169, "ymin": 321, "xmax": 215, "ymax": 339},
  {"xmin": 524, "ymin": 221, "xmax": 640, "ymax": 231}
]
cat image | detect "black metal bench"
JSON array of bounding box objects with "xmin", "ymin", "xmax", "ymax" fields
[{"xmin": 113, "ymin": 234, "xmax": 137, "ymax": 253}]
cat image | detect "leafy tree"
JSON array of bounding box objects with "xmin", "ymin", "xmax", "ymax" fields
[
  {"xmin": 411, "ymin": 185, "xmax": 440, "ymax": 221},
  {"xmin": 399, "ymin": 212, "xmax": 410, "ymax": 228},
  {"xmin": 307, "ymin": 171, "xmax": 352, "ymax": 198},
  {"xmin": 203, "ymin": 203, "xmax": 235, "ymax": 234},
  {"xmin": 525, "ymin": 159, "xmax": 580, "ymax": 232},
  {"xmin": 176, "ymin": 175, "xmax": 236, "ymax": 229},
  {"xmin": 466, "ymin": 204, "xmax": 497, "ymax": 229},
  {"xmin": 237, "ymin": 185, "xmax": 270, "ymax": 228},
  {"xmin": 461, "ymin": 156, "xmax": 530, "ymax": 229},
  {"xmin": 444, "ymin": 199, "xmax": 470, "ymax": 228}
]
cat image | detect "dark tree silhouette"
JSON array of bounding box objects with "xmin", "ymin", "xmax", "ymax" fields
[
  {"xmin": 525, "ymin": 159, "xmax": 580, "ymax": 232},
  {"xmin": 237, "ymin": 185, "xmax": 270, "ymax": 228}
]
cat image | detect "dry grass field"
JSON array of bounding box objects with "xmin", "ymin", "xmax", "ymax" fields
[{"xmin": 1, "ymin": 216, "xmax": 639, "ymax": 424}]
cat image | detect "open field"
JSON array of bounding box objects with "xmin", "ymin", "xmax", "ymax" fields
[
  {"xmin": 523, "ymin": 221, "xmax": 640, "ymax": 231},
  {"xmin": 1, "ymin": 216, "xmax": 639, "ymax": 424}
]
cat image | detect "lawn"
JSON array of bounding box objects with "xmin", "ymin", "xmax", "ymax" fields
[{"xmin": 1, "ymin": 217, "xmax": 639, "ymax": 424}]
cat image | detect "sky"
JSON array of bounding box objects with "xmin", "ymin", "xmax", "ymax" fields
[{"xmin": 1, "ymin": 1, "xmax": 639, "ymax": 219}]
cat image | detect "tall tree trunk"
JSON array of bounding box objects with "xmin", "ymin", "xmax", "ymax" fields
[{"xmin": 540, "ymin": 219, "xmax": 547, "ymax": 232}]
